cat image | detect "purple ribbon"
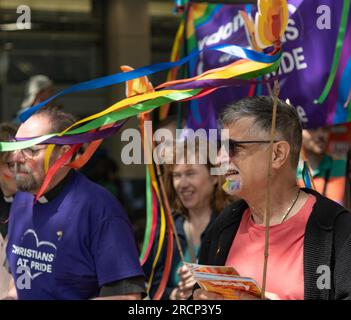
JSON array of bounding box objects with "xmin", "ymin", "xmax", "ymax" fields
[
  {"xmin": 165, "ymin": 77, "xmax": 277, "ymax": 91},
  {"xmin": 16, "ymin": 121, "xmax": 125, "ymax": 145}
]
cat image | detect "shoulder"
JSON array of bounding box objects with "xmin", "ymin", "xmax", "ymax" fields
[
  {"xmin": 171, "ymin": 213, "xmax": 187, "ymax": 240},
  {"xmin": 67, "ymin": 171, "xmax": 127, "ymax": 219},
  {"xmin": 70, "ymin": 171, "xmax": 117, "ymax": 201},
  {"xmin": 204, "ymin": 200, "xmax": 247, "ymax": 237},
  {"xmin": 173, "ymin": 212, "xmax": 185, "ymax": 227},
  {"xmin": 303, "ymin": 188, "xmax": 350, "ymax": 230},
  {"xmin": 218, "ymin": 200, "xmax": 247, "ymax": 224}
]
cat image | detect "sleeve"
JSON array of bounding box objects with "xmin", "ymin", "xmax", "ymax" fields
[
  {"xmin": 99, "ymin": 276, "xmax": 146, "ymax": 297},
  {"xmin": 91, "ymin": 209, "xmax": 145, "ymax": 287}
]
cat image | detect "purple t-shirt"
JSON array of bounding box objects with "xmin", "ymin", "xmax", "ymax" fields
[{"xmin": 6, "ymin": 170, "xmax": 143, "ymax": 300}]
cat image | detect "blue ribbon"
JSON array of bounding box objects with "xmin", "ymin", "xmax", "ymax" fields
[
  {"xmin": 19, "ymin": 44, "xmax": 280, "ymax": 122},
  {"xmin": 302, "ymin": 161, "xmax": 312, "ymax": 188}
]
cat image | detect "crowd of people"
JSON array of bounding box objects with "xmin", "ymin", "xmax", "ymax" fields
[{"xmin": 0, "ymin": 79, "xmax": 351, "ymax": 300}]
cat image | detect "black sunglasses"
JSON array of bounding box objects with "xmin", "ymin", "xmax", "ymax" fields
[{"xmin": 219, "ymin": 139, "xmax": 280, "ymax": 158}]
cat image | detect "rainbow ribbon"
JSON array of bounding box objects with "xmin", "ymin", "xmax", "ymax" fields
[
  {"xmin": 1, "ymin": 49, "xmax": 280, "ymax": 152},
  {"xmin": 19, "ymin": 44, "xmax": 280, "ymax": 122}
]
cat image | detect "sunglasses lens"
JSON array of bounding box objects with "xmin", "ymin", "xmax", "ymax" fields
[
  {"xmin": 228, "ymin": 140, "xmax": 238, "ymax": 157},
  {"xmin": 217, "ymin": 139, "xmax": 237, "ymax": 157}
]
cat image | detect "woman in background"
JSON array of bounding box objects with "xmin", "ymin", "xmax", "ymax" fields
[{"xmin": 148, "ymin": 139, "xmax": 233, "ymax": 300}]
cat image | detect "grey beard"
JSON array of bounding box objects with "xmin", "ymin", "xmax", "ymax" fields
[
  {"xmin": 14, "ymin": 162, "xmax": 42, "ymax": 192},
  {"xmin": 15, "ymin": 173, "xmax": 40, "ymax": 192}
]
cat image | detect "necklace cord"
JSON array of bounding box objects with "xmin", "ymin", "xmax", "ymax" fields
[
  {"xmin": 250, "ymin": 189, "xmax": 301, "ymax": 224},
  {"xmin": 280, "ymin": 189, "xmax": 300, "ymax": 223}
]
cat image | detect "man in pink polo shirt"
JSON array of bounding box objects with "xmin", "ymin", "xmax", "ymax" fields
[{"xmin": 193, "ymin": 96, "xmax": 351, "ymax": 300}]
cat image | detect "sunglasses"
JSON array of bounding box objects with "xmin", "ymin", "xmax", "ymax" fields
[{"xmin": 219, "ymin": 139, "xmax": 280, "ymax": 158}]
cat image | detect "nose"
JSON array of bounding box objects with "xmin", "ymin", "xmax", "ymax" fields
[{"xmin": 179, "ymin": 174, "xmax": 189, "ymax": 187}]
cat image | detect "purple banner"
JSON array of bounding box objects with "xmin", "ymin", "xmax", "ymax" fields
[{"xmin": 187, "ymin": 0, "xmax": 351, "ymax": 129}]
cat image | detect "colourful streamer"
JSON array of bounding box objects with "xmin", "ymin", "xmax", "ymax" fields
[
  {"xmin": 0, "ymin": 90, "xmax": 201, "ymax": 151},
  {"xmin": 139, "ymin": 169, "xmax": 154, "ymax": 264},
  {"xmin": 35, "ymin": 144, "xmax": 82, "ymax": 202},
  {"xmin": 145, "ymin": 177, "xmax": 167, "ymax": 296},
  {"xmin": 19, "ymin": 43, "xmax": 278, "ymax": 122}
]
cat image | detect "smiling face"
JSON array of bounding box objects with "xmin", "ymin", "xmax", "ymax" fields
[
  {"xmin": 217, "ymin": 117, "xmax": 273, "ymax": 199},
  {"xmin": 172, "ymin": 163, "xmax": 217, "ymax": 212}
]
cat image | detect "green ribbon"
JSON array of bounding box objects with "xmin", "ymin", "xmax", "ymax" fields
[
  {"xmin": 315, "ymin": 0, "xmax": 351, "ymax": 104},
  {"xmin": 0, "ymin": 56, "xmax": 280, "ymax": 152},
  {"xmin": 140, "ymin": 167, "xmax": 153, "ymax": 262},
  {"xmin": 237, "ymin": 58, "xmax": 281, "ymax": 80},
  {"xmin": 0, "ymin": 134, "xmax": 56, "ymax": 152}
]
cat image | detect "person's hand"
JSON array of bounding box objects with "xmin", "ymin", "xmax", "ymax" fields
[
  {"xmin": 178, "ymin": 264, "xmax": 196, "ymax": 292},
  {"xmin": 169, "ymin": 265, "xmax": 196, "ymax": 300},
  {"xmin": 170, "ymin": 287, "xmax": 192, "ymax": 300}
]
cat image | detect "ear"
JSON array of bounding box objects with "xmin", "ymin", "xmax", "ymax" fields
[
  {"xmin": 57, "ymin": 145, "xmax": 73, "ymax": 166},
  {"xmin": 272, "ymin": 141, "xmax": 290, "ymax": 169},
  {"xmin": 58, "ymin": 145, "xmax": 71, "ymax": 157}
]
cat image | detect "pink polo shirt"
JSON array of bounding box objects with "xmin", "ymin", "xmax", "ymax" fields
[{"xmin": 225, "ymin": 194, "xmax": 316, "ymax": 300}]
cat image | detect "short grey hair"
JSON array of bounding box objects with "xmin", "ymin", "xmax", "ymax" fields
[{"xmin": 220, "ymin": 96, "xmax": 302, "ymax": 168}]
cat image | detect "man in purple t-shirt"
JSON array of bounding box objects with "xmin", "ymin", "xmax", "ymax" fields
[{"xmin": 5, "ymin": 107, "xmax": 145, "ymax": 300}]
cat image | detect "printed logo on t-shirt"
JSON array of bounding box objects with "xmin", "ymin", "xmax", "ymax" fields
[{"xmin": 11, "ymin": 229, "xmax": 57, "ymax": 289}]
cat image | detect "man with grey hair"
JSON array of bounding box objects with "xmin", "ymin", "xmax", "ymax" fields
[{"xmin": 193, "ymin": 96, "xmax": 351, "ymax": 300}]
